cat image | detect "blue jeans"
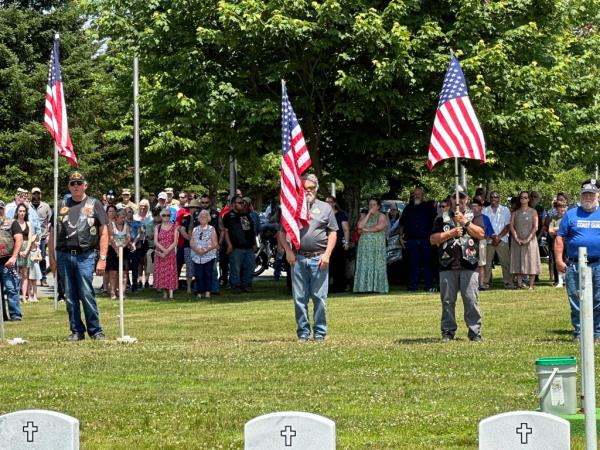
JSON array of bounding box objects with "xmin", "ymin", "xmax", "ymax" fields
[
  {"xmin": 229, "ymin": 248, "xmax": 254, "ymax": 288},
  {"xmin": 194, "ymin": 259, "xmax": 215, "ymax": 294},
  {"xmin": 566, "ymin": 261, "xmax": 600, "ymax": 338},
  {"xmin": 40, "ymin": 237, "xmax": 47, "ymax": 280},
  {"xmin": 0, "ymin": 264, "xmax": 22, "ymax": 320},
  {"xmin": 58, "ymin": 250, "xmax": 103, "ymax": 337},
  {"xmin": 291, "ymin": 255, "xmax": 329, "ymax": 338},
  {"xmin": 406, "ymin": 238, "xmax": 433, "ymax": 290}
]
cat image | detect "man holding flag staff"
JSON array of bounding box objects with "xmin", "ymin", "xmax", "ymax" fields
[
  {"xmin": 278, "ymin": 82, "xmax": 337, "ymax": 342},
  {"xmin": 427, "ymin": 53, "xmax": 487, "ymax": 342}
]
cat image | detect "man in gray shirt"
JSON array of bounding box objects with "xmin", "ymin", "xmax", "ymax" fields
[
  {"xmin": 279, "ymin": 174, "xmax": 338, "ymax": 342},
  {"xmin": 31, "ymin": 187, "xmax": 52, "ymax": 286}
]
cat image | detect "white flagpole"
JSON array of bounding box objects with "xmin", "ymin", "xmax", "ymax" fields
[
  {"xmin": 133, "ymin": 56, "xmax": 140, "ymax": 205},
  {"xmin": 117, "ymin": 245, "xmax": 137, "ymax": 343}
]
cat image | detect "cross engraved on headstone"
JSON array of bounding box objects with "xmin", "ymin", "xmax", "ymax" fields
[
  {"xmin": 515, "ymin": 422, "xmax": 532, "ymax": 444},
  {"xmin": 280, "ymin": 425, "xmax": 296, "ymax": 447},
  {"xmin": 23, "ymin": 421, "xmax": 38, "ymax": 442}
]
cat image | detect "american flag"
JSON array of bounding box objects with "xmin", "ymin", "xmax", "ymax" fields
[
  {"xmin": 280, "ymin": 82, "xmax": 311, "ymax": 249},
  {"xmin": 427, "ymin": 55, "xmax": 485, "ymax": 170},
  {"xmin": 44, "ymin": 35, "xmax": 77, "ymax": 168}
]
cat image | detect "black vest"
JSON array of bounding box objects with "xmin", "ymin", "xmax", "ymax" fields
[
  {"xmin": 56, "ymin": 197, "xmax": 101, "ymax": 251},
  {"xmin": 0, "ymin": 218, "xmax": 15, "ymax": 257}
]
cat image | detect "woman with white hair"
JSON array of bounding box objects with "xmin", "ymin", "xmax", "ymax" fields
[{"xmin": 190, "ymin": 209, "xmax": 218, "ymax": 298}]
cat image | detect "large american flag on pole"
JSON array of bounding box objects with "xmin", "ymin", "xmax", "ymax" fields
[
  {"xmin": 427, "ymin": 55, "xmax": 485, "ymax": 170},
  {"xmin": 280, "ymin": 81, "xmax": 311, "ymax": 249},
  {"xmin": 44, "ymin": 34, "xmax": 77, "ymax": 168}
]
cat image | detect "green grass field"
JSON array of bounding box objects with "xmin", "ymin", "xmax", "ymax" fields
[{"xmin": 0, "ymin": 273, "xmax": 593, "ymax": 449}]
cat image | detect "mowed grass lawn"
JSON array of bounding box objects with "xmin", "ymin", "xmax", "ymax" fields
[{"xmin": 0, "ymin": 270, "xmax": 594, "ymax": 449}]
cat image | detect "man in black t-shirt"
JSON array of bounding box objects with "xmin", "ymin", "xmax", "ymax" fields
[
  {"xmin": 430, "ymin": 186, "xmax": 485, "ymax": 342},
  {"xmin": 0, "ymin": 200, "xmax": 24, "ymax": 321},
  {"xmin": 223, "ymin": 195, "xmax": 256, "ymax": 293},
  {"xmin": 49, "ymin": 171, "xmax": 109, "ymax": 341}
]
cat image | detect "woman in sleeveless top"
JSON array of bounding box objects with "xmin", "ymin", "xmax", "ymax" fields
[
  {"xmin": 190, "ymin": 209, "xmax": 218, "ymax": 298},
  {"xmin": 153, "ymin": 208, "xmax": 179, "ymax": 299},
  {"xmin": 16, "ymin": 204, "xmax": 36, "ymax": 302},
  {"xmin": 353, "ymin": 198, "xmax": 389, "ymax": 293},
  {"xmin": 510, "ymin": 191, "xmax": 541, "ymax": 289},
  {"xmin": 108, "ymin": 209, "xmax": 130, "ymax": 299}
]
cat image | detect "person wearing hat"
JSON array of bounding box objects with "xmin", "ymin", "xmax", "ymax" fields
[
  {"xmin": 0, "ymin": 199, "xmax": 24, "ymax": 321},
  {"xmin": 177, "ymin": 198, "xmax": 202, "ymax": 293},
  {"xmin": 164, "ymin": 188, "xmax": 179, "ymax": 208},
  {"xmin": 117, "ymin": 188, "xmax": 138, "ymax": 213},
  {"xmin": 48, "ymin": 171, "xmax": 109, "ymax": 341},
  {"xmin": 156, "ymin": 191, "xmax": 176, "ymax": 221},
  {"xmin": 555, "ymin": 179, "xmax": 600, "ymax": 342},
  {"xmin": 105, "ymin": 190, "xmax": 117, "ymax": 210},
  {"xmin": 5, "ymin": 188, "xmax": 41, "ymax": 238},
  {"xmin": 30, "ymin": 187, "xmax": 52, "ymax": 287},
  {"xmin": 430, "ymin": 185, "xmax": 485, "ymax": 342}
]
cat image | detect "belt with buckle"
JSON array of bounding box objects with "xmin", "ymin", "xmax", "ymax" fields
[
  {"xmin": 296, "ymin": 250, "xmax": 324, "ymax": 258},
  {"xmin": 64, "ymin": 248, "xmax": 89, "ymax": 255}
]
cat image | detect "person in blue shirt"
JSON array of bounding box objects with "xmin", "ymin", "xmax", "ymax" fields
[{"xmin": 555, "ymin": 179, "xmax": 600, "ymax": 342}]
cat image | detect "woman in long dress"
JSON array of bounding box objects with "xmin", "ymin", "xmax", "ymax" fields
[
  {"xmin": 353, "ymin": 198, "xmax": 389, "ymax": 293},
  {"xmin": 510, "ymin": 191, "xmax": 541, "ymax": 289},
  {"xmin": 153, "ymin": 208, "xmax": 179, "ymax": 299}
]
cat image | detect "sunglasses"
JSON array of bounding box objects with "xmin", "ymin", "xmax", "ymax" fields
[
  {"xmin": 161, "ymin": 214, "xmax": 170, "ymax": 217},
  {"xmin": 235, "ymin": 201, "xmax": 245, "ymax": 205},
  {"xmin": 69, "ymin": 181, "xmax": 84, "ymax": 186}
]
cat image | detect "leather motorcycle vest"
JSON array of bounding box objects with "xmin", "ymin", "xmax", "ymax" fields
[{"xmin": 56, "ymin": 197, "xmax": 100, "ymax": 251}]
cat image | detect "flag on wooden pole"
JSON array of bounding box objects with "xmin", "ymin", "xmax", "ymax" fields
[
  {"xmin": 44, "ymin": 34, "xmax": 77, "ymax": 168},
  {"xmin": 427, "ymin": 55, "xmax": 485, "ymax": 170},
  {"xmin": 280, "ymin": 81, "xmax": 311, "ymax": 249}
]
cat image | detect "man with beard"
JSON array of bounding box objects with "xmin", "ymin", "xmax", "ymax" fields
[
  {"xmin": 278, "ymin": 174, "xmax": 338, "ymax": 342},
  {"xmin": 555, "ymin": 179, "xmax": 600, "ymax": 343},
  {"xmin": 399, "ymin": 187, "xmax": 437, "ymax": 291},
  {"xmin": 430, "ymin": 185, "xmax": 485, "ymax": 342}
]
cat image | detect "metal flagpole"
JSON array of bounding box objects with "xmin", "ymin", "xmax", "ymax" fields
[
  {"xmin": 454, "ymin": 157, "xmax": 460, "ymax": 210},
  {"xmin": 578, "ymin": 247, "xmax": 597, "ymax": 449},
  {"xmin": 117, "ymin": 246, "xmax": 137, "ymax": 343},
  {"xmin": 53, "ymin": 143, "xmax": 59, "ymax": 310},
  {"xmin": 133, "ymin": 56, "xmax": 140, "ymax": 205}
]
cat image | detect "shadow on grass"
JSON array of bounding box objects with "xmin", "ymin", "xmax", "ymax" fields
[{"xmin": 549, "ymin": 328, "xmax": 572, "ymax": 336}]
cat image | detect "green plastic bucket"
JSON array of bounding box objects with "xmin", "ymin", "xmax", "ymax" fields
[{"xmin": 535, "ymin": 356, "xmax": 577, "ymax": 415}]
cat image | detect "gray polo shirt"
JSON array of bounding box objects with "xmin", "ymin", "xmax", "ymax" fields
[
  {"xmin": 34, "ymin": 201, "xmax": 52, "ymax": 240},
  {"xmin": 299, "ymin": 199, "xmax": 338, "ymax": 252}
]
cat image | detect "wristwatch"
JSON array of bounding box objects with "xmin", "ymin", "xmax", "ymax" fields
[
  {"xmin": 464, "ymin": 221, "xmax": 471, "ymax": 228},
  {"xmin": 99, "ymin": 255, "xmax": 107, "ymax": 261}
]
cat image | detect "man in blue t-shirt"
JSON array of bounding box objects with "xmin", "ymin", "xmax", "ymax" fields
[{"xmin": 555, "ymin": 179, "xmax": 600, "ymax": 342}]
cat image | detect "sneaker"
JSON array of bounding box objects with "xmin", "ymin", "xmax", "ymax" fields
[
  {"xmin": 595, "ymin": 337, "xmax": 600, "ymax": 344},
  {"xmin": 67, "ymin": 333, "xmax": 84, "ymax": 341},
  {"xmin": 91, "ymin": 332, "xmax": 106, "ymax": 341},
  {"xmin": 441, "ymin": 334, "xmax": 454, "ymax": 342},
  {"xmin": 242, "ymin": 286, "xmax": 254, "ymax": 293},
  {"xmin": 470, "ymin": 335, "xmax": 483, "ymax": 342},
  {"xmin": 573, "ymin": 336, "xmax": 581, "ymax": 343},
  {"xmin": 10, "ymin": 316, "xmax": 22, "ymax": 321},
  {"xmin": 426, "ymin": 287, "xmax": 438, "ymax": 293},
  {"xmin": 41, "ymin": 279, "xmax": 49, "ymax": 287},
  {"xmin": 314, "ymin": 335, "xmax": 325, "ymax": 342},
  {"xmin": 298, "ymin": 336, "xmax": 310, "ymax": 342},
  {"xmin": 479, "ymin": 284, "xmax": 489, "ymax": 291}
]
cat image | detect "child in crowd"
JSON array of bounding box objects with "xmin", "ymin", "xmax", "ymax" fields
[{"xmin": 28, "ymin": 242, "xmax": 42, "ymax": 303}]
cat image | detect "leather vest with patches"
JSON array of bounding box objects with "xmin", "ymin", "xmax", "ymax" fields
[
  {"xmin": 56, "ymin": 197, "xmax": 100, "ymax": 251},
  {"xmin": 0, "ymin": 218, "xmax": 15, "ymax": 258}
]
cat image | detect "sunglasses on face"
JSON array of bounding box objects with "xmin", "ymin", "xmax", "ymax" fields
[
  {"xmin": 69, "ymin": 181, "xmax": 84, "ymax": 186},
  {"xmin": 161, "ymin": 214, "xmax": 170, "ymax": 217}
]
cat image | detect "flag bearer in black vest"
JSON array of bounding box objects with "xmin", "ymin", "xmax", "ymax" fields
[{"xmin": 49, "ymin": 171, "xmax": 109, "ymax": 341}]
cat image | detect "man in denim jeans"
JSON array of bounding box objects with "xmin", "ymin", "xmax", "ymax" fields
[
  {"xmin": 223, "ymin": 195, "xmax": 257, "ymax": 293},
  {"xmin": 555, "ymin": 179, "xmax": 600, "ymax": 343},
  {"xmin": 49, "ymin": 171, "xmax": 109, "ymax": 341},
  {"xmin": 0, "ymin": 200, "xmax": 24, "ymax": 321},
  {"xmin": 279, "ymin": 174, "xmax": 338, "ymax": 342}
]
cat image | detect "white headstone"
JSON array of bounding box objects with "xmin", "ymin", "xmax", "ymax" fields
[
  {"xmin": 0, "ymin": 409, "xmax": 79, "ymax": 450},
  {"xmin": 479, "ymin": 411, "xmax": 570, "ymax": 450},
  {"xmin": 245, "ymin": 411, "xmax": 335, "ymax": 450}
]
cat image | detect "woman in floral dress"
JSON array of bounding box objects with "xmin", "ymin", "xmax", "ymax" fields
[
  {"xmin": 353, "ymin": 198, "xmax": 389, "ymax": 293},
  {"xmin": 153, "ymin": 208, "xmax": 179, "ymax": 299}
]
